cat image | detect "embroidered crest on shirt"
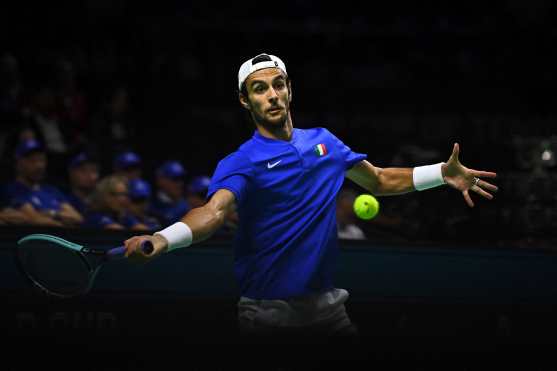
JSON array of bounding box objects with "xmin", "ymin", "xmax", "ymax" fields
[{"xmin": 314, "ymin": 143, "xmax": 328, "ymax": 157}]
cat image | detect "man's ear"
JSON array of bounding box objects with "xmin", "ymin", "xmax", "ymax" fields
[
  {"xmin": 287, "ymin": 81, "xmax": 293, "ymax": 103},
  {"xmin": 239, "ymin": 93, "xmax": 250, "ymax": 110}
]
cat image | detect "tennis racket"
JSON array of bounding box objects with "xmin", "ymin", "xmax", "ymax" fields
[{"xmin": 16, "ymin": 233, "xmax": 154, "ymax": 298}]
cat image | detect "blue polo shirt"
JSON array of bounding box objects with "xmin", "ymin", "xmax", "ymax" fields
[{"xmin": 207, "ymin": 127, "xmax": 367, "ymax": 300}]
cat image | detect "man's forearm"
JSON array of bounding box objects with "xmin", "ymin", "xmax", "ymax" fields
[
  {"xmin": 374, "ymin": 167, "xmax": 415, "ymax": 196},
  {"xmin": 180, "ymin": 203, "xmax": 227, "ymax": 244}
]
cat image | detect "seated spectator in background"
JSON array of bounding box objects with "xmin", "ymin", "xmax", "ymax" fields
[
  {"xmin": 187, "ymin": 175, "xmax": 239, "ymax": 231},
  {"xmin": 84, "ymin": 175, "xmax": 129, "ymax": 230},
  {"xmin": 65, "ymin": 151, "xmax": 100, "ymax": 215},
  {"xmin": 123, "ymin": 179, "xmax": 161, "ymax": 232},
  {"xmin": 53, "ymin": 58, "xmax": 88, "ymax": 146},
  {"xmin": 186, "ymin": 175, "xmax": 212, "ymax": 209},
  {"xmin": 18, "ymin": 84, "xmax": 73, "ymax": 175},
  {"xmin": 149, "ymin": 160, "xmax": 190, "ymax": 226},
  {"xmin": 113, "ymin": 151, "xmax": 142, "ymax": 180},
  {"xmin": 89, "ymin": 85, "xmax": 137, "ymax": 166},
  {"xmin": 336, "ymin": 188, "xmax": 366, "ymax": 240},
  {"xmin": 3, "ymin": 139, "xmax": 83, "ymax": 227}
]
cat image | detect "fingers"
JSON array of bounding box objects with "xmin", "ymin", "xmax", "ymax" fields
[
  {"xmin": 123, "ymin": 236, "xmax": 150, "ymax": 258},
  {"xmin": 477, "ymin": 179, "xmax": 498, "ymax": 193},
  {"xmin": 448, "ymin": 143, "xmax": 460, "ymax": 163},
  {"xmin": 471, "ymin": 185, "xmax": 494, "ymax": 200},
  {"xmin": 462, "ymin": 190, "xmax": 474, "ymax": 208},
  {"xmin": 471, "ymin": 170, "xmax": 497, "ymax": 178}
]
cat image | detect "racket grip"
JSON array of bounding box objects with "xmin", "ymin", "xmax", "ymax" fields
[{"xmin": 107, "ymin": 240, "xmax": 155, "ymax": 260}]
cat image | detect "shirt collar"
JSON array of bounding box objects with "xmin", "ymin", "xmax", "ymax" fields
[{"xmin": 253, "ymin": 129, "xmax": 297, "ymax": 144}]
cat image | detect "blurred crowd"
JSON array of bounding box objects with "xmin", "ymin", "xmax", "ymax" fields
[
  {"xmin": 1, "ymin": 6, "xmax": 557, "ymax": 247},
  {"xmin": 0, "ymin": 138, "xmax": 241, "ymax": 234}
]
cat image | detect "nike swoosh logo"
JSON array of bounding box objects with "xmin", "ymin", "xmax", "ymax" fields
[{"xmin": 267, "ymin": 160, "xmax": 282, "ymax": 169}]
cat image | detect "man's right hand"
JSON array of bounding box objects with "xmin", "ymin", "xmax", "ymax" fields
[{"xmin": 124, "ymin": 234, "xmax": 168, "ymax": 264}]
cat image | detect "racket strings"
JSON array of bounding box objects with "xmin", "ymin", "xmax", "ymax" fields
[{"xmin": 18, "ymin": 241, "xmax": 92, "ymax": 297}]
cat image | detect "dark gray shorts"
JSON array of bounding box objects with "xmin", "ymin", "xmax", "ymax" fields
[{"xmin": 237, "ymin": 288, "xmax": 358, "ymax": 339}]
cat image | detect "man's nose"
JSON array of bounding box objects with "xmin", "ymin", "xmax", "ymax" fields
[{"xmin": 267, "ymin": 88, "xmax": 279, "ymax": 101}]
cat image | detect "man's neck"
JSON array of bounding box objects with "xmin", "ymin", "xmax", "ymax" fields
[{"xmin": 256, "ymin": 113, "xmax": 294, "ymax": 141}]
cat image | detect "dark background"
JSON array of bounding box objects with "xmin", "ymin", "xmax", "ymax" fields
[
  {"xmin": 2, "ymin": 1, "xmax": 557, "ymax": 248},
  {"xmin": 1, "ymin": 2, "xmax": 557, "ymax": 368}
]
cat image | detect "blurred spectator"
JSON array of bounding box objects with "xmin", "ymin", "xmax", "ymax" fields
[
  {"xmin": 336, "ymin": 188, "xmax": 366, "ymax": 240},
  {"xmin": 21, "ymin": 85, "xmax": 69, "ymax": 154},
  {"xmin": 124, "ymin": 179, "xmax": 161, "ymax": 231},
  {"xmin": 65, "ymin": 151, "xmax": 100, "ymax": 215},
  {"xmin": 187, "ymin": 175, "xmax": 212, "ymax": 209},
  {"xmin": 84, "ymin": 175, "xmax": 130, "ymax": 230},
  {"xmin": 53, "ymin": 58, "xmax": 88, "ymax": 145},
  {"xmin": 90, "ymin": 85, "xmax": 137, "ymax": 165},
  {"xmin": 113, "ymin": 151, "xmax": 142, "ymax": 180},
  {"xmin": 2, "ymin": 139, "xmax": 83, "ymax": 227},
  {"xmin": 149, "ymin": 160, "xmax": 190, "ymax": 226},
  {"xmin": 18, "ymin": 84, "xmax": 72, "ymax": 177}
]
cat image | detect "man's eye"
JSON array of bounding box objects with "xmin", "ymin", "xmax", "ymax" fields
[{"xmin": 254, "ymin": 86, "xmax": 265, "ymax": 93}]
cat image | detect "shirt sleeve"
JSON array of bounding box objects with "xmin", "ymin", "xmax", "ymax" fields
[
  {"xmin": 324, "ymin": 128, "xmax": 367, "ymax": 170},
  {"xmin": 207, "ymin": 150, "xmax": 253, "ymax": 206}
]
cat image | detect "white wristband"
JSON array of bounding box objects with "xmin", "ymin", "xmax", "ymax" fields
[
  {"xmin": 413, "ymin": 163, "xmax": 446, "ymax": 191},
  {"xmin": 154, "ymin": 222, "xmax": 193, "ymax": 252}
]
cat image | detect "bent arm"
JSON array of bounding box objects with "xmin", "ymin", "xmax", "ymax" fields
[
  {"xmin": 18, "ymin": 203, "xmax": 64, "ymax": 227},
  {"xmin": 346, "ymin": 160, "xmax": 417, "ymax": 196},
  {"xmin": 179, "ymin": 188, "xmax": 236, "ymax": 244},
  {"xmin": 148, "ymin": 188, "xmax": 237, "ymax": 252}
]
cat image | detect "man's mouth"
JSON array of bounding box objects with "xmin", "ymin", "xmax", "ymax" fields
[{"xmin": 268, "ymin": 107, "xmax": 282, "ymax": 113}]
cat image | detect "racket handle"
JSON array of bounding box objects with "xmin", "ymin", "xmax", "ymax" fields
[{"xmin": 107, "ymin": 240, "xmax": 155, "ymax": 260}]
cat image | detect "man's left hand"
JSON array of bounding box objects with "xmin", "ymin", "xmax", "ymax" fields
[{"xmin": 442, "ymin": 143, "xmax": 498, "ymax": 207}]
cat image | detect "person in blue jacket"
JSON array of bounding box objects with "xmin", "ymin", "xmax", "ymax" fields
[{"xmin": 2, "ymin": 139, "xmax": 83, "ymax": 227}]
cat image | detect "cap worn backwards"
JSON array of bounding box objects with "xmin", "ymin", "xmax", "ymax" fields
[{"xmin": 238, "ymin": 53, "xmax": 287, "ymax": 91}]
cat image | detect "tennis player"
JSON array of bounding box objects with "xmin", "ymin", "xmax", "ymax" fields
[{"xmin": 124, "ymin": 53, "xmax": 498, "ymax": 340}]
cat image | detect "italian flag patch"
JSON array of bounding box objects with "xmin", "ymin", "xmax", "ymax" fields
[{"xmin": 314, "ymin": 143, "xmax": 328, "ymax": 156}]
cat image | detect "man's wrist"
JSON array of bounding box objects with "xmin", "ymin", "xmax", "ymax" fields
[
  {"xmin": 413, "ymin": 162, "xmax": 446, "ymax": 191},
  {"xmin": 151, "ymin": 234, "xmax": 169, "ymax": 253},
  {"xmin": 153, "ymin": 221, "xmax": 193, "ymax": 252}
]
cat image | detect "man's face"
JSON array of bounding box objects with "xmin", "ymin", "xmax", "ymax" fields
[
  {"xmin": 240, "ymin": 68, "xmax": 291, "ymax": 129},
  {"xmin": 17, "ymin": 152, "xmax": 47, "ymax": 183},
  {"xmin": 69, "ymin": 163, "xmax": 99, "ymax": 192}
]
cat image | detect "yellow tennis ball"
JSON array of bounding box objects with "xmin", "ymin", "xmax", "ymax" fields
[{"xmin": 353, "ymin": 194, "xmax": 379, "ymax": 220}]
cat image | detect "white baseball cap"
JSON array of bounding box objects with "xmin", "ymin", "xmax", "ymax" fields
[{"xmin": 238, "ymin": 53, "xmax": 287, "ymax": 91}]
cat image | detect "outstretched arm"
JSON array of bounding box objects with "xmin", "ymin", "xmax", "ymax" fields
[
  {"xmin": 124, "ymin": 189, "xmax": 236, "ymax": 262},
  {"xmin": 347, "ymin": 142, "xmax": 498, "ymax": 205}
]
